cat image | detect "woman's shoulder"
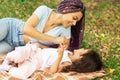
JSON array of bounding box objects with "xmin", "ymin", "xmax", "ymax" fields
[
  {"xmin": 38, "ymin": 5, "xmax": 48, "ymax": 9},
  {"xmin": 36, "ymin": 5, "xmax": 51, "ymax": 11},
  {"xmin": 33, "ymin": 5, "xmax": 52, "ymax": 19}
]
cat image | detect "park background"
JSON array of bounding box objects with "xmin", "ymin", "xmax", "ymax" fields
[{"xmin": 0, "ymin": 0, "xmax": 120, "ymax": 79}]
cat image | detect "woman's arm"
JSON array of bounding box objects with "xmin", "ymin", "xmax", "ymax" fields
[
  {"xmin": 32, "ymin": 42, "xmax": 49, "ymax": 48},
  {"xmin": 49, "ymin": 46, "xmax": 64, "ymax": 74},
  {"xmin": 23, "ymin": 14, "xmax": 59, "ymax": 44},
  {"xmin": 23, "ymin": 14, "xmax": 68, "ymax": 46}
]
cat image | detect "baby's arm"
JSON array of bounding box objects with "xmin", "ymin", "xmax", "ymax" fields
[
  {"xmin": 49, "ymin": 45, "xmax": 64, "ymax": 74},
  {"xmin": 31, "ymin": 42, "xmax": 49, "ymax": 48}
]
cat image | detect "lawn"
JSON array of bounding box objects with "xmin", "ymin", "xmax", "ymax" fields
[{"xmin": 0, "ymin": 0, "xmax": 120, "ymax": 80}]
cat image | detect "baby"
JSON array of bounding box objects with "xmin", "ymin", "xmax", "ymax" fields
[{"xmin": 0, "ymin": 44, "xmax": 102, "ymax": 79}]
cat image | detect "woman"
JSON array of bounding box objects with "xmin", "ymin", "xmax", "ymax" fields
[
  {"xmin": 0, "ymin": 0, "xmax": 85, "ymax": 53},
  {"xmin": 0, "ymin": 43, "xmax": 102, "ymax": 79}
]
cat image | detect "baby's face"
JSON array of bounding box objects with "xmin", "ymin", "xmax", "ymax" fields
[{"xmin": 72, "ymin": 48, "xmax": 90, "ymax": 60}]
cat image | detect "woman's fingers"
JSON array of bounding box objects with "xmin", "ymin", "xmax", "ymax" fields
[
  {"xmin": 56, "ymin": 36, "xmax": 69, "ymax": 49},
  {"xmin": 56, "ymin": 36, "xmax": 67, "ymax": 44}
]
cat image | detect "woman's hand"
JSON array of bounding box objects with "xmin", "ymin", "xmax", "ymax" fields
[
  {"xmin": 56, "ymin": 36, "xmax": 69, "ymax": 49},
  {"xmin": 56, "ymin": 36, "xmax": 66, "ymax": 44}
]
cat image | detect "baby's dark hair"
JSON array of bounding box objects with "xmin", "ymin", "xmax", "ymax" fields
[{"xmin": 61, "ymin": 50, "xmax": 103, "ymax": 73}]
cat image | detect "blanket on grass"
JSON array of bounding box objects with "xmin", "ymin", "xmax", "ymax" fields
[{"xmin": 0, "ymin": 54, "xmax": 106, "ymax": 80}]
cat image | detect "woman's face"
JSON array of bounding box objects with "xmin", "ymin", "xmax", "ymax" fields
[{"xmin": 62, "ymin": 12, "xmax": 83, "ymax": 28}]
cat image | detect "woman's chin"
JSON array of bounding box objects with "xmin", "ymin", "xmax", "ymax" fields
[{"xmin": 64, "ymin": 26, "xmax": 70, "ymax": 28}]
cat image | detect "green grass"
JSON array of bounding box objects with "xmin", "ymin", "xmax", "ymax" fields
[
  {"xmin": 0, "ymin": 0, "xmax": 120, "ymax": 79},
  {"xmin": 82, "ymin": 0, "xmax": 120, "ymax": 79}
]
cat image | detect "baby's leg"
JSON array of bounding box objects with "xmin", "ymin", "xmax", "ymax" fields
[{"xmin": 8, "ymin": 60, "xmax": 37, "ymax": 79}]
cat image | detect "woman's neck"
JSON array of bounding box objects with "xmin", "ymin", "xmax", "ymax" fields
[{"xmin": 49, "ymin": 11, "xmax": 62, "ymax": 26}]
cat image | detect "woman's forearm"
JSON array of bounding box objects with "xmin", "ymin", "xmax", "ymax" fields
[
  {"xmin": 32, "ymin": 42, "xmax": 49, "ymax": 48},
  {"xmin": 23, "ymin": 25, "xmax": 57, "ymax": 44},
  {"xmin": 23, "ymin": 14, "xmax": 58, "ymax": 44}
]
